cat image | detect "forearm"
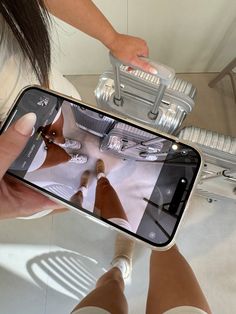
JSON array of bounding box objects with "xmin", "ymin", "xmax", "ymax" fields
[
  {"xmin": 45, "ymin": 0, "xmax": 117, "ymax": 49},
  {"xmin": 44, "ymin": 0, "xmax": 153, "ymax": 73}
]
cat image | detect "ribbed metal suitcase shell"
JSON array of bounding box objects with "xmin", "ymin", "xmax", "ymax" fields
[
  {"xmin": 178, "ymin": 126, "xmax": 236, "ymax": 202},
  {"xmin": 100, "ymin": 122, "xmax": 170, "ymax": 161},
  {"xmin": 71, "ymin": 104, "xmax": 115, "ymax": 137},
  {"xmin": 178, "ymin": 126, "xmax": 236, "ymax": 169},
  {"xmin": 95, "ymin": 66, "xmax": 196, "ymax": 134}
]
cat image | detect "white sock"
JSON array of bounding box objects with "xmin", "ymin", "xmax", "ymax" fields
[
  {"xmin": 111, "ymin": 257, "xmax": 130, "ymax": 279},
  {"xmin": 97, "ymin": 172, "xmax": 106, "ymax": 180},
  {"xmin": 77, "ymin": 186, "xmax": 88, "ymax": 197}
]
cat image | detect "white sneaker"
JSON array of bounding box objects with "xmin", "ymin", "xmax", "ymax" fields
[
  {"xmin": 69, "ymin": 153, "xmax": 88, "ymax": 164},
  {"xmin": 58, "ymin": 138, "xmax": 82, "ymax": 150}
]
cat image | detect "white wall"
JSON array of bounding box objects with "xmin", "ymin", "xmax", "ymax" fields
[{"xmin": 50, "ymin": 0, "xmax": 236, "ymax": 75}]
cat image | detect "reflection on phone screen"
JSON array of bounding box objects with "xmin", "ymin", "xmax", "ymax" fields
[{"xmin": 4, "ymin": 87, "xmax": 201, "ymax": 247}]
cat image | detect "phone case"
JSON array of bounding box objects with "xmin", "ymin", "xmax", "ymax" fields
[{"xmin": 95, "ymin": 54, "xmax": 196, "ymax": 134}]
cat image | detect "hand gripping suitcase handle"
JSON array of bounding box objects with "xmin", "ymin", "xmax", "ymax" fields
[
  {"xmin": 109, "ymin": 53, "xmax": 175, "ymax": 84},
  {"xmin": 138, "ymin": 57, "xmax": 175, "ymax": 85},
  {"xmin": 109, "ymin": 53, "xmax": 175, "ymax": 119}
]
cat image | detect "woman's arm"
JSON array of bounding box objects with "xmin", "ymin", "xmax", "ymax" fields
[{"xmin": 45, "ymin": 0, "xmax": 156, "ymax": 73}]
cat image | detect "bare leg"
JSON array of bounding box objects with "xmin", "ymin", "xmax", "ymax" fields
[
  {"xmin": 41, "ymin": 113, "xmax": 82, "ymax": 149},
  {"xmin": 70, "ymin": 190, "xmax": 83, "ymax": 207},
  {"xmin": 146, "ymin": 245, "xmax": 212, "ymax": 314},
  {"xmin": 38, "ymin": 138, "xmax": 87, "ymax": 169},
  {"xmin": 39, "ymin": 140, "xmax": 71, "ymax": 169},
  {"xmin": 71, "ymin": 267, "xmax": 128, "ymax": 314},
  {"xmin": 46, "ymin": 171, "xmax": 91, "ymax": 217},
  {"xmin": 94, "ymin": 176, "xmax": 128, "ymax": 220},
  {"xmin": 71, "ymin": 234, "xmax": 134, "ymax": 314},
  {"xmin": 43, "ymin": 112, "xmax": 65, "ymax": 144},
  {"xmin": 93, "ymin": 159, "xmax": 128, "ymax": 222},
  {"xmin": 70, "ymin": 171, "xmax": 91, "ymax": 207}
]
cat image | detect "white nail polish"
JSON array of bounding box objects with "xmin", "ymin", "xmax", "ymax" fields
[{"xmin": 150, "ymin": 68, "xmax": 158, "ymax": 75}]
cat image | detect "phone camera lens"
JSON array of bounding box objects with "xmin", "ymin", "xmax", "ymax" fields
[
  {"xmin": 181, "ymin": 149, "xmax": 188, "ymax": 155},
  {"xmin": 172, "ymin": 144, "xmax": 178, "ymax": 150}
]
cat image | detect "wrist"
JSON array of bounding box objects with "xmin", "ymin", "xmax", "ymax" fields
[{"xmin": 103, "ymin": 29, "xmax": 119, "ymax": 50}]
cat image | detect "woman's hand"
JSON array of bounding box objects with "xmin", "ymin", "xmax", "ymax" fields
[
  {"xmin": 0, "ymin": 113, "xmax": 60, "ymax": 219},
  {"xmin": 108, "ymin": 32, "xmax": 157, "ymax": 74}
]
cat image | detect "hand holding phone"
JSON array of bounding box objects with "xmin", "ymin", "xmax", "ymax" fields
[
  {"xmin": 1, "ymin": 86, "xmax": 202, "ymax": 248},
  {"xmin": 0, "ymin": 113, "xmax": 61, "ymax": 219}
]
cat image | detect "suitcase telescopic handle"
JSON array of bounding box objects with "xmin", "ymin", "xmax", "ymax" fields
[{"xmin": 109, "ymin": 53, "xmax": 175, "ymax": 120}]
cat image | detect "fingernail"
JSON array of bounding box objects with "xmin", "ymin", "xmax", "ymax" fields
[
  {"xmin": 14, "ymin": 113, "xmax": 37, "ymax": 136},
  {"xmin": 150, "ymin": 68, "xmax": 158, "ymax": 75}
]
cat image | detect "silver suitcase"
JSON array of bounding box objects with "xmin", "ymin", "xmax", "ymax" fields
[
  {"xmin": 71, "ymin": 103, "xmax": 115, "ymax": 137},
  {"xmin": 100, "ymin": 122, "xmax": 170, "ymax": 161},
  {"xmin": 71, "ymin": 102, "xmax": 170, "ymax": 161},
  {"xmin": 178, "ymin": 126, "xmax": 236, "ymax": 202},
  {"xmin": 95, "ymin": 53, "xmax": 196, "ymax": 134}
]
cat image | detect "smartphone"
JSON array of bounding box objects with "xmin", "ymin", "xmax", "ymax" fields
[{"xmin": 1, "ymin": 86, "xmax": 202, "ymax": 249}]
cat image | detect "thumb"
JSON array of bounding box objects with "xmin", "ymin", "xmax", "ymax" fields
[{"xmin": 0, "ymin": 113, "xmax": 37, "ymax": 179}]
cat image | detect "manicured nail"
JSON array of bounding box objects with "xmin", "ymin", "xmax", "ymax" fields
[
  {"xmin": 14, "ymin": 113, "xmax": 37, "ymax": 136},
  {"xmin": 150, "ymin": 67, "xmax": 158, "ymax": 75}
]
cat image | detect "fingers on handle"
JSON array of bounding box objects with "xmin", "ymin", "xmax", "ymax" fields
[
  {"xmin": 0, "ymin": 113, "xmax": 36, "ymax": 179},
  {"xmin": 134, "ymin": 58, "xmax": 157, "ymax": 75}
]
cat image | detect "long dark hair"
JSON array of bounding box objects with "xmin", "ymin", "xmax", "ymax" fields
[{"xmin": 0, "ymin": 0, "xmax": 51, "ymax": 87}]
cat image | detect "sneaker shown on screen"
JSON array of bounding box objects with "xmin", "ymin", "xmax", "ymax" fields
[
  {"xmin": 69, "ymin": 153, "xmax": 88, "ymax": 164},
  {"xmin": 58, "ymin": 138, "xmax": 82, "ymax": 150}
]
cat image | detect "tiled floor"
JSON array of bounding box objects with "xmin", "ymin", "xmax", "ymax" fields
[
  {"xmin": 0, "ymin": 73, "xmax": 236, "ymax": 314},
  {"xmin": 1, "ymin": 194, "xmax": 236, "ymax": 314}
]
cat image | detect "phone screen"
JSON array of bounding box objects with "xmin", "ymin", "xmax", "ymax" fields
[{"xmin": 2, "ymin": 87, "xmax": 201, "ymax": 247}]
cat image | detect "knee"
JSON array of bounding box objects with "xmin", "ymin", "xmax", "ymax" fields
[
  {"xmin": 97, "ymin": 178, "xmax": 112, "ymax": 193},
  {"xmin": 106, "ymin": 277, "xmax": 124, "ymax": 293},
  {"xmin": 96, "ymin": 267, "xmax": 124, "ymax": 291}
]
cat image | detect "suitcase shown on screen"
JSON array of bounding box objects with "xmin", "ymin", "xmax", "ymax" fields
[
  {"xmin": 70, "ymin": 103, "xmax": 115, "ymax": 137},
  {"xmin": 95, "ymin": 53, "xmax": 197, "ymax": 135},
  {"xmin": 178, "ymin": 126, "xmax": 236, "ymax": 202},
  {"xmin": 100, "ymin": 121, "xmax": 171, "ymax": 161}
]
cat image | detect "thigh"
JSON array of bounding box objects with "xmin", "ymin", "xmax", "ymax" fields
[
  {"xmin": 72, "ymin": 268, "xmax": 128, "ymax": 314},
  {"xmin": 39, "ymin": 140, "xmax": 70, "ymax": 168},
  {"xmin": 146, "ymin": 247, "xmax": 211, "ymax": 314},
  {"xmin": 94, "ymin": 177, "xmax": 128, "ymax": 221}
]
